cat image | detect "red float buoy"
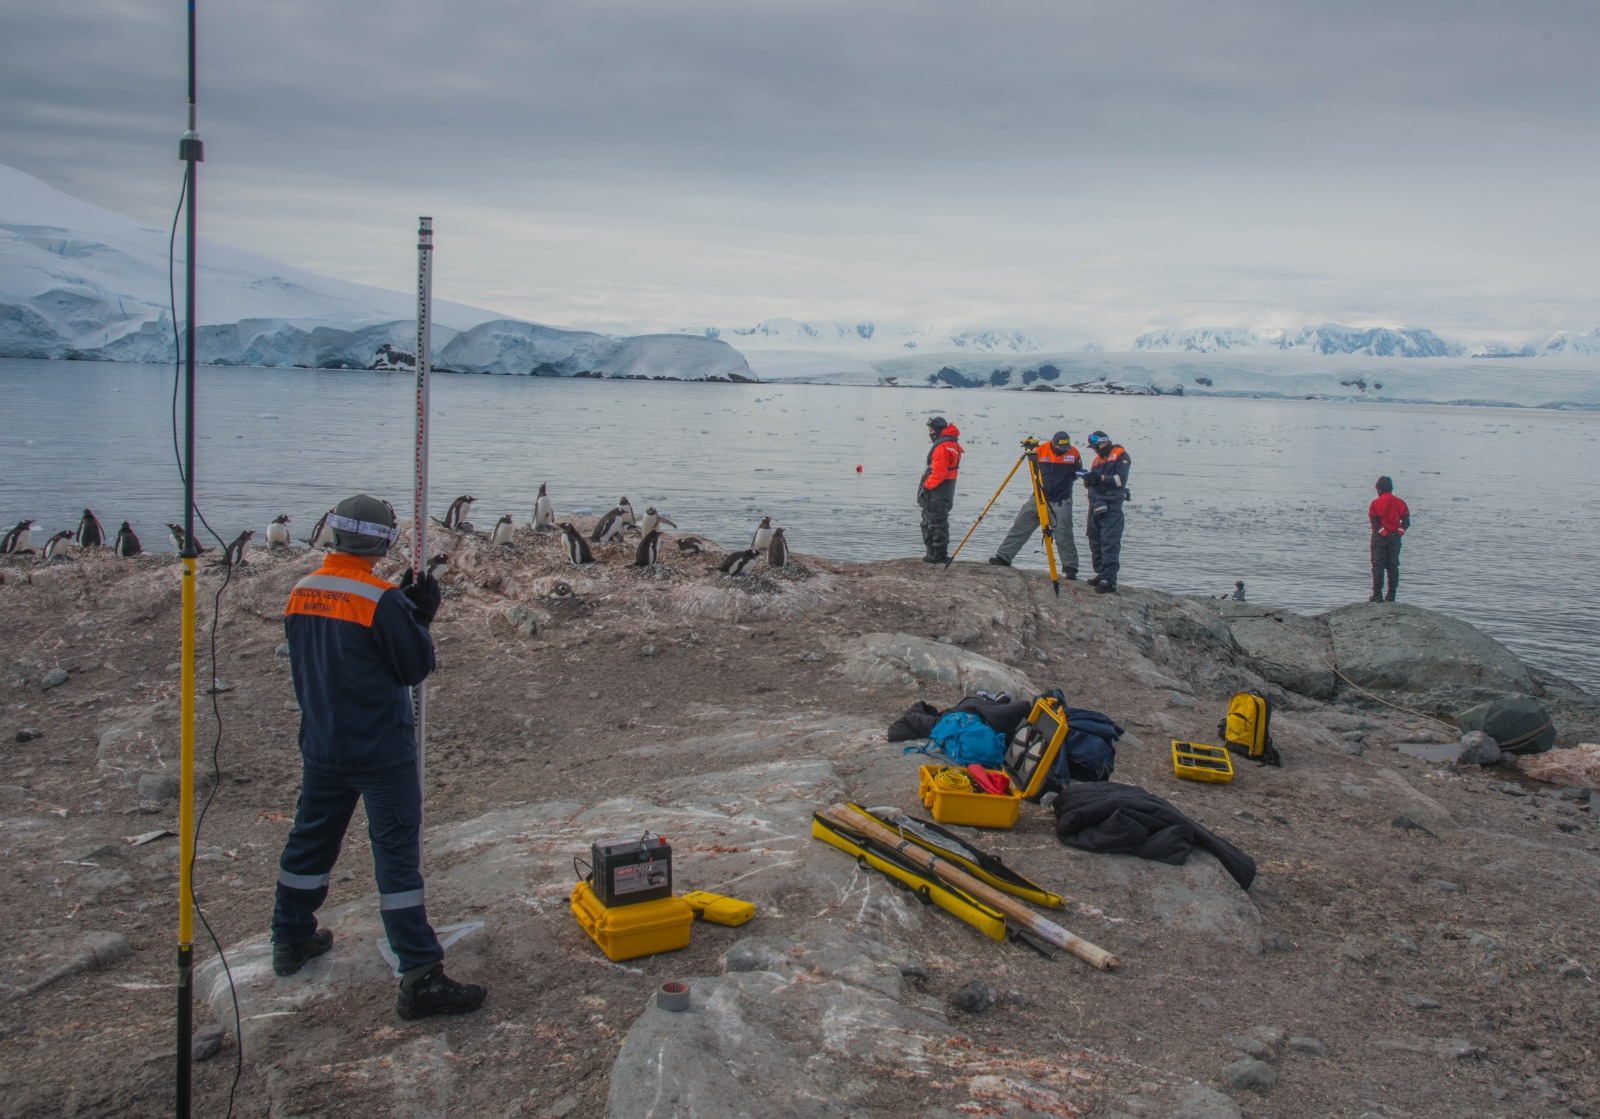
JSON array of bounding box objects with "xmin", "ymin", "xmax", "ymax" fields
[{"xmin": 856, "ymin": 464, "xmax": 863, "ymax": 473}]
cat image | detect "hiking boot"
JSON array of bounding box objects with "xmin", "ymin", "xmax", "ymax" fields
[
  {"xmin": 1063, "ymin": 570, "xmax": 1078, "ymax": 581},
  {"xmin": 921, "ymin": 553, "xmax": 942, "ymax": 564},
  {"xmin": 1094, "ymin": 582, "xmax": 1118, "ymax": 595},
  {"xmin": 1368, "ymin": 593, "xmax": 1382, "ymax": 603},
  {"xmin": 272, "ymin": 929, "xmax": 333, "ymax": 977},
  {"xmin": 987, "ymin": 555, "xmax": 1011, "ymax": 567},
  {"xmin": 1384, "ymin": 593, "xmax": 1396, "ymax": 602},
  {"xmin": 397, "ymin": 964, "xmax": 486, "ymax": 1021},
  {"xmin": 1086, "ymin": 574, "xmax": 1103, "ymax": 587}
]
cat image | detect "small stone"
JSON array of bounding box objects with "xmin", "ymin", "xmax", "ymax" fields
[
  {"xmin": 1402, "ymin": 994, "xmax": 1441, "ymax": 1010},
  {"xmin": 137, "ymin": 772, "xmax": 181, "ymax": 804},
  {"xmin": 1426, "ymin": 879, "xmax": 1465, "ymax": 893},
  {"xmin": 1344, "ymin": 739, "xmax": 1365, "ymax": 756},
  {"xmin": 1388, "ymin": 934, "xmax": 1420, "ymax": 954},
  {"xmin": 1167, "ymin": 692, "xmax": 1196, "ymax": 709},
  {"xmin": 191, "ymin": 1024, "xmax": 225, "ymax": 1062},
  {"xmin": 1435, "ymin": 1038, "xmax": 1486, "ymax": 1060},
  {"xmin": 1489, "ymin": 1088, "xmax": 1508, "ymax": 1101},
  {"xmin": 1228, "ymin": 1035, "xmax": 1274, "ymax": 1061},
  {"xmin": 999, "ymin": 988, "xmax": 1029, "ymax": 1009},
  {"xmin": 936, "ymin": 635, "xmax": 954, "ymax": 645},
  {"xmin": 1467, "ymin": 931, "xmax": 1498, "ymax": 951},
  {"xmin": 208, "ymin": 678, "xmax": 233, "ymax": 694},
  {"xmin": 1169, "ymin": 1085, "xmax": 1243, "ymax": 1119},
  {"xmin": 1497, "ymin": 782, "xmax": 1528, "ymax": 797},
  {"xmin": 274, "ymin": 643, "xmax": 290, "ymax": 659},
  {"xmin": 1342, "ymin": 729, "xmax": 1366, "ymax": 742},
  {"xmin": 1557, "ymin": 959, "xmax": 1591, "ymax": 981},
  {"xmin": 1286, "ymin": 1036, "xmax": 1328, "ymax": 1057},
  {"xmin": 548, "ymin": 1095, "xmax": 579, "ymax": 1119},
  {"xmin": 15, "ymin": 727, "xmax": 41, "ymax": 743},
  {"xmin": 799, "ymin": 651, "xmax": 822, "ymax": 663},
  {"xmin": 1557, "ymin": 821, "xmax": 1580, "ymax": 833},
  {"xmin": 1264, "ymin": 933, "xmax": 1292, "ymax": 952},
  {"xmin": 39, "ymin": 668, "xmax": 70, "ymax": 691},
  {"xmin": 949, "ymin": 978, "xmax": 996, "ymax": 1014},
  {"xmin": 1341, "ymin": 936, "xmax": 1376, "ymax": 962},
  {"xmin": 587, "ymin": 691, "xmax": 599, "ymax": 700},
  {"xmin": 1457, "ymin": 730, "xmax": 1501, "ymax": 767},
  {"xmin": 1392, "ymin": 815, "xmax": 1437, "ymax": 837},
  {"xmin": 898, "ymin": 961, "xmax": 928, "ymax": 981},
  {"xmin": 1220, "ymin": 1056, "xmax": 1277, "ymax": 1090}
]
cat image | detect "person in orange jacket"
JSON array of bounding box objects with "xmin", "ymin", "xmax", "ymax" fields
[
  {"xmin": 1368, "ymin": 475, "xmax": 1411, "ymax": 602},
  {"xmin": 918, "ymin": 416, "xmax": 963, "ymax": 563}
]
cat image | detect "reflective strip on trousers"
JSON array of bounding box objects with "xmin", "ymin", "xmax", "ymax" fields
[
  {"xmin": 380, "ymin": 889, "xmax": 425, "ymax": 911},
  {"xmin": 278, "ymin": 870, "xmax": 331, "ymax": 890}
]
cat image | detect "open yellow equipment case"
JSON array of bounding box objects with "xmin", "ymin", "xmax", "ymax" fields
[{"xmin": 918, "ymin": 695, "xmax": 1068, "ymax": 828}]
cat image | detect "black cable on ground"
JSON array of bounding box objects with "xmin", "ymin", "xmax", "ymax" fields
[{"xmin": 170, "ymin": 170, "xmax": 244, "ymax": 1119}]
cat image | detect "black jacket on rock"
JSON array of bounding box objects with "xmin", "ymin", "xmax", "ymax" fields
[{"xmin": 1052, "ymin": 782, "xmax": 1256, "ymax": 890}]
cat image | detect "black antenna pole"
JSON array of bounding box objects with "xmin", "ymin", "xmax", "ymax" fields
[{"xmin": 176, "ymin": 0, "xmax": 203, "ymax": 1112}]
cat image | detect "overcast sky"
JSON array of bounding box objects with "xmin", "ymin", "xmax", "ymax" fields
[{"xmin": 3, "ymin": 0, "xmax": 1598, "ymax": 346}]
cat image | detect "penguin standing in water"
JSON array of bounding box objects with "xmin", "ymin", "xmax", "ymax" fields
[
  {"xmin": 41, "ymin": 530, "xmax": 74, "ymax": 562},
  {"xmin": 532, "ymin": 484, "xmax": 556, "ymax": 531},
  {"xmin": 440, "ymin": 495, "xmax": 477, "ymax": 532},
  {"xmin": 303, "ymin": 508, "xmax": 336, "ymax": 549},
  {"xmin": 75, "ymin": 509, "xmax": 105, "ymax": 548},
  {"xmin": 676, "ymin": 536, "xmax": 706, "ymax": 555},
  {"xmin": 166, "ymin": 523, "xmax": 210, "ymax": 555},
  {"xmin": 750, "ymin": 516, "xmax": 774, "ymax": 552},
  {"xmin": 766, "ymin": 527, "xmax": 789, "ymax": 568},
  {"xmin": 1, "ymin": 519, "xmax": 37, "ymax": 554},
  {"xmin": 266, "ymin": 514, "xmax": 292, "ymax": 549},
  {"xmin": 114, "ymin": 522, "xmax": 142, "ymax": 557},
  {"xmin": 591, "ymin": 506, "xmax": 626, "ymax": 543},
  {"xmin": 633, "ymin": 530, "xmax": 660, "ymax": 567},
  {"xmin": 717, "ymin": 548, "xmax": 761, "ymax": 575},
  {"xmin": 636, "ymin": 507, "xmax": 677, "ymax": 537},
  {"xmin": 490, "ymin": 514, "xmax": 514, "ymax": 547},
  {"xmin": 213, "ymin": 529, "xmax": 254, "ymax": 567},
  {"xmin": 559, "ymin": 522, "xmax": 596, "ymax": 565}
]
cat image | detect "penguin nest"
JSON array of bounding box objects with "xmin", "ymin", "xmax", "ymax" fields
[{"xmin": 665, "ymin": 570, "xmax": 837, "ymax": 622}]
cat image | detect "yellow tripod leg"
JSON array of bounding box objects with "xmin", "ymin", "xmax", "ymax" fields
[
  {"xmin": 945, "ymin": 453, "xmax": 1026, "ymax": 567},
  {"xmin": 1028, "ymin": 457, "xmax": 1060, "ymax": 596}
]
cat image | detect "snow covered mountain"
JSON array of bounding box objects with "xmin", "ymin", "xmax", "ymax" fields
[
  {"xmin": 1133, "ymin": 324, "xmax": 1463, "ymax": 358},
  {"xmin": 678, "ymin": 318, "xmax": 1048, "ymax": 354},
  {"xmin": 1536, "ymin": 327, "xmax": 1600, "ymax": 357},
  {"xmin": 0, "ymin": 164, "xmax": 750, "ymax": 378}
]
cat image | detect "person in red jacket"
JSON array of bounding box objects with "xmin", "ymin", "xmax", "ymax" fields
[
  {"xmin": 918, "ymin": 416, "xmax": 963, "ymax": 563},
  {"xmin": 1368, "ymin": 475, "xmax": 1411, "ymax": 602}
]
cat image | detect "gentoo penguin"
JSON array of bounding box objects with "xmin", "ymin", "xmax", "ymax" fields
[
  {"xmin": 114, "ymin": 522, "xmax": 142, "ymax": 557},
  {"xmin": 1, "ymin": 519, "xmax": 36, "ymax": 554},
  {"xmin": 591, "ymin": 507, "xmax": 626, "ymax": 543},
  {"xmin": 718, "ymin": 549, "xmax": 761, "ymax": 575},
  {"xmin": 750, "ymin": 516, "xmax": 774, "ymax": 552},
  {"xmin": 425, "ymin": 552, "xmax": 450, "ymax": 578},
  {"xmin": 75, "ymin": 509, "xmax": 105, "ymax": 548},
  {"xmin": 441, "ymin": 495, "xmax": 476, "ymax": 532},
  {"xmin": 266, "ymin": 514, "xmax": 292, "ymax": 549},
  {"xmin": 636, "ymin": 507, "xmax": 677, "ymax": 537},
  {"xmin": 532, "ymin": 483, "xmax": 556, "ymax": 531},
  {"xmin": 559, "ymin": 522, "xmax": 595, "ymax": 565},
  {"xmin": 766, "ymin": 526, "xmax": 789, "ymax": 568},
  {"xmin": 490, "ymin": 514, "xmax": 514, "ymax": 547},
  {"xmin": 676, "ymin": 536, "xmax": 705, "ymax": 555},
  {"xmin": 166, "ymin": 523, "xmax": 210, "ymax": 555},
  {"xmin": 41, "ymin": 530, "xmax": 74, "ymax": 562},
  {"xmin": 633, "ymin": 530, "xmax": 660, "ymax": 567},
  {"xmin": 214, "ymin": 529, "xmax": 254, "ymax": 567},
  {"xmin": 303, "ymin": 508, "xmax": 336, "ymax": 549},
  {"xmin": 618, "ymin": 497, "xmax": 637, "ymax": 529}
]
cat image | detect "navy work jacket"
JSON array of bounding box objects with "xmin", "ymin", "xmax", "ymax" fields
[{"xmin": 283, "ymin": 553, "xmax": 435, "ymax": 772}]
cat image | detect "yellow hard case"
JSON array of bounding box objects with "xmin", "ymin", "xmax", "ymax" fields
[
  {"xmin": 1171, "ymin": 740, "xmax": 1234, "ymax": 783},
  {"xmin": 570, "ymin": 881, "xmax": 693, "ymax": 961},
  {"xmin": 917, "ymin": 696, "xmax": 1068, "ymax": 828}
]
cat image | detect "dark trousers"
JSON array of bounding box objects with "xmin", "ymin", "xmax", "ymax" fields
[
  {"xmin": 918, "ymin": 479, "xmax": 956, "ymax": 557},
  {"xmin": 272, "ymin": 760, "xmax": 443, "ymax": 973},
  {"xmin": 1086, "ymin": 499, "xmax": 1125, "ymax": 584},
  {"xmin": 1371, "ymin": 532, "xmax": 1402, "ymax": 600}
]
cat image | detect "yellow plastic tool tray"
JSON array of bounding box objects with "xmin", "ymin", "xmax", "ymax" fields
[
  {"xmin": 1171, "ymin": 740, "xmax": 1234, "ymax": 783},
  {"xmin": 918, "ymin": 765, "xmax": 1022, "ymax": 828},
  {"xmin": 570, "ymin": 881, "xmax": 693, "ymax": 961}
]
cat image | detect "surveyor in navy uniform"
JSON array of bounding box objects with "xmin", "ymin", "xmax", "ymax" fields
[
  {"xmin": 270, "ymin": 493, "xmax": 486, "ymax": 1020},
  {"xmin": 989, "ymin": 430, "xmax": 1081, "ymax": 578},
  {"xmin": 1082, "ymin": 430, "xmax": 1131, "ymax": 594}
]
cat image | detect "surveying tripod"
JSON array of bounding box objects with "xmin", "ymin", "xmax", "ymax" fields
[{"xmin": 946, "ymin": 438, "xmax": 1063, "ymax": 596}]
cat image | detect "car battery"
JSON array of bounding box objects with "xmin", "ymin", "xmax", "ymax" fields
[{"xmin": 591, "ymin": 833, "xmax": 673, "ymax": 907}]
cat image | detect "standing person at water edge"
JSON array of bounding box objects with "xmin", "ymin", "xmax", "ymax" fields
[
  {"xmin": 270, "ymin": 494, "xmax": 486, "ymax": 1020},
  {"xmin": 1368, "ymin": 475, "xmax": 1410, "ymax": 602},
  {"xmin": 918, "ymin": 416, "xmax": 964, "ymax": 563},
  {"xmin": 1082, "ymin": 431, "xmax": 1131, "ymax": 594},
  {"xmin": 989, "ymin": 430, "xmax": 1080, "ymax": 578}
]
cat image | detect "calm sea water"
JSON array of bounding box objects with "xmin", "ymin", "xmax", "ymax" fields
[{"xmin": 2, "ymin": 358, "xmax": 1597, "ymax": 691}]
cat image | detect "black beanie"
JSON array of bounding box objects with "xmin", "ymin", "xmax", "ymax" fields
[{"xmin": 1376, "ymin": 476, "xmax": 1394, "ymax": 494}]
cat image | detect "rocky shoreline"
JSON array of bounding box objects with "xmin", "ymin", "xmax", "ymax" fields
[{"xmin": 1, "ymin": 533, "xmax": 1597, "ymax": 1118}]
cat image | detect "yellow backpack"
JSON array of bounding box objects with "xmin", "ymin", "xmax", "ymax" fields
[{"xmin": 1219, "ymin": 692, "xmax": 1282, "ymax": 767}]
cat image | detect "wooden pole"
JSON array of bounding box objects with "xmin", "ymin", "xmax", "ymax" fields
[{"xmin": 820, "ymin": 805, "xmax": 1120, "ymax": 971}]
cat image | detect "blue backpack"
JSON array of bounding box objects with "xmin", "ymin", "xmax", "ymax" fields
[
  {"xmin": 903, "ymin": 712, "xmax": 1006, "ymax": 768},
  {"xmin": 1051, "ymin": 707, "xmax": 1121, "ymax": 785}
]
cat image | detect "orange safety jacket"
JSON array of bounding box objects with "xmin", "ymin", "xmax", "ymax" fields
[
  {"xmin": 922, "ymin": 424, "xmax": 964, "ymax": 489},
  {"xmin": 1035, "ymin": 442, "xmax": 1081, "ymax": 502}
]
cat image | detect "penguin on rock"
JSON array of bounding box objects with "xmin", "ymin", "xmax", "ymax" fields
[
  {"xmin": 166, "ymin": 523, "xmax": 210, "ymax": 555},
  {"xmin": 75, "ymin": 509, "xmax": 105, "ymax": 548},
  {"xmin": 440, "ymin": 496, "xmax": 476, "ymax": 532},
  {"xmin": 591, "ymin": 507, "xmax": 626, "ymax": 544},
  {"xmin": 303, "ymin": 509, "xmax": 336, "ymax": 549},
  {"xmin": 213, "ymin": 530, "xmax": 254, "ymax": 567},
  {"xmin": 559, "ymin": 523, "xmax": 596, "ymax": 565},
  {"xmin": 676, "ymin": 536, "xmax": 706, "ymax": 555},
  {"xmin": 490, "ymin": 514, "xmax": 514, "ymax": 547},
  {"xmin": 114, "ymin": 522, "xmax": 142, "ymax": 557},
  {"xmin": 266, "ymin": 514, "xmax": 292, "ymax": 549},
  {"xmin": 717, "ymin": 549, "xmax": 761, "ymax": 575},
  {"xmin": 618, "ymin": 497, "xmax": 637, "ymax": 530},
  {"xmin": 633, "ymin": 530, "xmax": 660, "ymax": 567},
  {"xmin": 1, "ymin": 519, "xmax": 37, "ymax": 554},
  {"xmin": 532, "ymin": 484, "xmax": 555, "ymax": 531},
  {"xmin": 41, "ymin": 530, "xmax": 74, "ymax": 562},
  {"xmin": 750, "ymin": 516, "xmax": 774, "ymax": 552},
  {"xmin": 766, "ymin": 526, "xmax": 789, "ymax": 568},
  {"xmin": 637, "ymin": 507, "xmax": 677, "ymax": 537}
]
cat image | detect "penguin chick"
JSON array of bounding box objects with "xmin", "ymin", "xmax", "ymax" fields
[
  {"xmin": 266, "ymin": 514, "xmax": 292, "ymax": 549},
  {"xmin": 559, "ymin": 523, "xmax": 596, "ymax": 565},
  {"xmin": 676, "ymin": 537, "xmax": 705, "ymax": 555},
  {"xmin": 490, "ymin": 514, "xmax": 514, "ymax": 547},
  {"xmin": 632, "ymin": 529, "xmax": 660, "ymax": 567},
  {"xmin": 766, "ymin": 526, "xmax": 789, "ymax": 568},
  {"xmin": 75, "ymin": 509, "xmax": 105, "ymax": 548},
  {"xmin": 532, "ymin": 483, "xmax": 555, "ymax": 530},
  {"xmin": 717, "ymin": 549, "xmax": 760, "ymax": 575},
  {"xmin": 750, "ymin": 516, "xmax": 774, "ymax": 552},
  {"xmin": 114, "ymin": 522, "xmax": 142, "ymax": 557}
]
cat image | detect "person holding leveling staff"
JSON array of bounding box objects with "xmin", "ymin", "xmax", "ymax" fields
[
  {"xmin": 270, "ymin": 493, "xmax": 486, "ymax": 1020},
  {"xmin": 988, "ymin": 430, "xmax": 1080, "ymax": 578}
]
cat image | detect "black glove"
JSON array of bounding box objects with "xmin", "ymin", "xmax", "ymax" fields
[{"xmin": 397, "ymin": 568, "xmax": 441, "ymax": 626}]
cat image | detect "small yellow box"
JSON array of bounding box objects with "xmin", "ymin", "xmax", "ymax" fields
[
  {"xmin": 918, "ymin": 765, "xmax": 1023, "ymax": 828},
  {"xmin": 570, "ymin": 881, "xmax": 693, "ymax": 961},
  {"xmin": 1172, "ymin": 740, "xmax": 1234, "ymax": 783}
]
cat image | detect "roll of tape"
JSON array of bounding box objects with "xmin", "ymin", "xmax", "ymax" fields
[{"xmin": 657, "ymin": 980, "xmax": 691, "ymax": 1012}]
